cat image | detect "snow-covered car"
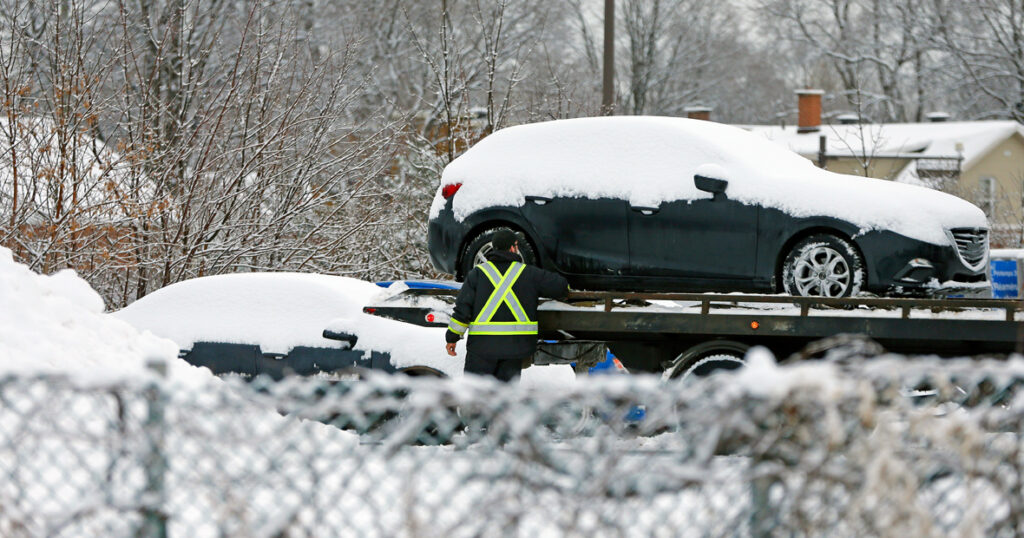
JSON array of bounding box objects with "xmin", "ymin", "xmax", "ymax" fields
[
  {"xmin": 427, "ymin": 116, "xmax": 990, "ymax": 297},
  {"xmin": 113, "ymin": 273, "xmax": 462, "ymax": 379}
]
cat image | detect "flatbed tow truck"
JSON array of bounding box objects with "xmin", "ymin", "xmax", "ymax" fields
[{"xmin": 364, "ymin": 289, "xmax": 1024, "ymax": 378}]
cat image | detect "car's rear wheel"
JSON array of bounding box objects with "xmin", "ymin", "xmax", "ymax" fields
[
  {"xmin": 461, "ymin": 226, "xmax": 537, "ymax": 278},
  {"xmin": 782, "ymin": 234, "xmax": 865, "ymax": 298}
]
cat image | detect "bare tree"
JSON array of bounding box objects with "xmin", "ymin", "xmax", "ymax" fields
[
  {"xmin": 929, "ymin": 0, "xmax": 1024, "ymax": 122},
  {"xmin": 2, "ymin": 0, "xmax": 406, "ymax": 307},
  {"xmin": 757, "ymin": 0, "xmax": 936, "ymax": 122}
]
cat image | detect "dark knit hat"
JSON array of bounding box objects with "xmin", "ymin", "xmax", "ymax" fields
[{"xmin": 491, "ymin": 230, "xmax": 518, "ymax": 250}]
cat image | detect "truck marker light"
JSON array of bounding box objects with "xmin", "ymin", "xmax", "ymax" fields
[
  {"xmin": 750, "ymin": 321, "xmax": 760, "ymax": 330},
  {"xmin": 364, "ymin": 307, "xmax": 376, "ymax": 314},
  {"xmin": 426, "ymin": 313, "xmax": 436, "ymax": 323}
]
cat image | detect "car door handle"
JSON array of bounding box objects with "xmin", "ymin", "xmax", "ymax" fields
[
  {"xmin": 526, "ymin": 196, "xmax": 552, "ymax": 205},
  {"xmin": 631, "ymin": 206, "xmax": 660, "ymax": 215}
]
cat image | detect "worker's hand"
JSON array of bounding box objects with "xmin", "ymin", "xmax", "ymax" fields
[{"xmin": 445, "ymin": 342, "xmax": 457, "ymax": 356}]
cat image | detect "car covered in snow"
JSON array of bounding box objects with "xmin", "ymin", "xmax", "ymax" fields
[
  {"xmin": 113, "ymin": 273, "xmax": 462, "ymax": 379},
  {"xmin": 427, "ymin": 117, "xmax": 990, "ymax": 297}
]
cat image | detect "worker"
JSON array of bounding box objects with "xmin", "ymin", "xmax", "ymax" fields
[{"xmin": 445, "ymin": 230, "xmax": 569, "ymax": 382}]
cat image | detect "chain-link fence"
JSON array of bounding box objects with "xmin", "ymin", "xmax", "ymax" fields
[{"xmin": 2, "ymin": 354, "xmax": 1024, "ymax": 537}]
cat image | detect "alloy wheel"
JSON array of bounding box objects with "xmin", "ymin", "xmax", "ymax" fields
[
  {"xmin": 473, "ymin": 242, "xmax": 494, "ymax": 265},
  {"xmin": 791, "ymin": 245, "xmax": 851, "ymax": 297}
]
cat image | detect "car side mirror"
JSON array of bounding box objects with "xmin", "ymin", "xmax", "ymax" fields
[
  {"xmin": 694, "ymin": 174, "xmax": 728, "ymax": 201},
  {"xmin": 323, "ymin": 329, "xmax": 358, "ymax": 349}
]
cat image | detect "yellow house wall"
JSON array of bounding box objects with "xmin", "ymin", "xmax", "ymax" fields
[
  {"xmin": 957, "ymin": 134, "xmax": 1024, "ymax": 246},
  {"xmin": 821, "ymin": 156, "xmax": 911, "ymax": 180}
]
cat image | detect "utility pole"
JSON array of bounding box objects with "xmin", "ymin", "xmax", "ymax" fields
[{"xmin": 602, "ymin": 0, "xmax": 615, "ymax": 115}]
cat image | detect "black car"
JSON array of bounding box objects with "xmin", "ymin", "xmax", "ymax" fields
[{"xmin": 427, "ymin": 117, "xmax": 990, "ymax": 297}]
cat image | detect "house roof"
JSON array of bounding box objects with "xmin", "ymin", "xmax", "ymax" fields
[{"xmin": 741, "ymin": 120, "xmax": 1024, "ymax": 171}]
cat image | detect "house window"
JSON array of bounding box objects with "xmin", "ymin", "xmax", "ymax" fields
[{"xmin": 978, "ymin": 176, "xmax": 996, "ymax": 217}]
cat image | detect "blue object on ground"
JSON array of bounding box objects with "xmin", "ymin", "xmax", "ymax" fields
[
  {"xmin": 991, "ymin": 259, "xmax": 1020, "ymax": 298},
  {"xmin": 375, "ymin": 280, "xmax": 461, "ymax": 290},
  {"xmin": 586, "ymin": 351, "xmax": 645, "ymax": 423},
  {"xmin": 587, "ymin": 351, "xmax": 623, "ymax": 374}
]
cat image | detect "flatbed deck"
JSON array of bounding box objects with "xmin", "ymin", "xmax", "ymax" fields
[{"xmin": 365, "ymin": 290, "xmax": 1024, "ymax": 371}]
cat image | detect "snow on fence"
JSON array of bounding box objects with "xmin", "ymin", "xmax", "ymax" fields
[{"xmin": 2, "ymin": 355, "xmax": 1024, "ymax": 537}]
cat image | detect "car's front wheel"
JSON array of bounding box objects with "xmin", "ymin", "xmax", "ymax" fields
[
  {"xmin": 460, "ymin": 227, "xmax": 537, "ymax": 278},
  {"xmin": 782, "ymin": 234, "xmax": 865, "ymax": 298}
]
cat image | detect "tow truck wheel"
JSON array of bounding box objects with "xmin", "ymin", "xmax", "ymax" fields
[
  {"xmin": 662, "ymin": 341, "xmax": 750, "ymax": 382},
  {"xmin": 461, "ymin": 226, "xmax": 537, "ymax": 278},
  {"xmin": 782, "ymin": 234, "xmax": 865, "ymax": 298}
]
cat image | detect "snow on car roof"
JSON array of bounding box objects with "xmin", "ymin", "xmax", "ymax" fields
[
  {"xmin": 0, "ymin": 247, "xmax": 211, "ymax": 384},
  {"xmin": 114, "ymin": 273, "xmax": 466, "ymax": 376},
  {"xmin": 432, "ymin": 116, "xmax": 987, "ymax": 245}
]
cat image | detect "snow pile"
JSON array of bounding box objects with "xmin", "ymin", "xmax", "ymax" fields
[
  {"xmin": 733, "ymin": 347, "xmax": 843, "ymax": 399},
  {"xmin": 520, "ymin": 364, "xmax": 577, "ymax": 389},
  {"xmin": 432, "ymin": 116, "xmax": 986, "ymax": 246},
  {"xmin": 0, "ymin": 247, "xmax": 208, "ymax": 383},
  {"xmin": 992, "ymin": 248, "xmax": 1024, "ymax": 260},
  {"xmin": 115, "ymin": 273, "xmax": 466, "ymax": 376}
]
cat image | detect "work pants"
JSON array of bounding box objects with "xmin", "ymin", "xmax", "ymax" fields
[{"xmin": 464, "ymin": 351, "xmax": 527, "ymax": 383}]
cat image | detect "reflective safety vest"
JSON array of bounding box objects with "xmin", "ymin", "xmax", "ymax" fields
[{"xmin": 447, "ymin": 261, "xmax": 538, "ymax": 337}]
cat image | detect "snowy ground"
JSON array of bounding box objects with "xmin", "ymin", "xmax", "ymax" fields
[{"xmin": 3, "ymin": 246, "xmax": 1024, "ymax": 537}]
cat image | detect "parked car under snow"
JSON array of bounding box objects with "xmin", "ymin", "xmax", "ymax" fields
[
  {"xmin": 113, "ymin": 273, "xmax": 461, "ymax": 379},
  {"xmin": 428, "ymin": 117, "xmax": 990, "ymax": 297}
]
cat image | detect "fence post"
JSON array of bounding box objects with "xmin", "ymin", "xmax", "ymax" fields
[
  {"xmin": 139, "ymin": 359, "xmax": 168, "ymax": 538},
  {"xmin": 749, "ymin": 470, "xmax": 776, "ymax": 538}
]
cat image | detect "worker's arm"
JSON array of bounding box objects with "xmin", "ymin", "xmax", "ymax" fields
[
  {"xmin": 446, "ymin": 269, "xmax": 477, "ymax": 345},
  {"xmin": 534, "ymin": 267, "xmax": 570, "ymax": 300}
]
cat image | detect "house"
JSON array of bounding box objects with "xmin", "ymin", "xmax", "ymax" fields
[{"xmin": 690, "ymin": 91, "xmax": 1024, "ymax": 247}]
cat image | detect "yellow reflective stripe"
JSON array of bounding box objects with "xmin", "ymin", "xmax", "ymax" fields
[
  {"xmin": 469, "ymin": 331, "xmax": 538, "ymax": 335},
  {"xmin": 478, "ymin": 262, "xmax": 501, "ymax": 286},
  {"xmin": 450, "ymin": 318, "xmax": 468, "ymax": 328},
  {"xmin": 447, "ymin": 319, "xmax": 468, "ymax": 335},
  {"xmin": 474, "ymin": 262, "xmax": 507, "ymax": 322},
  {"xmin": 471, "ymin": 321, "xmax": 537, "ymax": 325},
  {"xmin": 504, "ymin": 270, "xmax": 531, "ymax": 323},
  {"xmin": 468, "ymin": 321, "xmax": 538, "ymax": 335},
  {"xmin": 474, "ymin": 262, "xmax": 525, "ymax": 324}
]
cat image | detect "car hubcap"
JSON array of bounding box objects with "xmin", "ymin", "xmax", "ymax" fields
[
  {"xmin": 474, "ymin": 242, "xmax": 494, "ymax": 265},
  {"xmin": 793, "ymin": 246, "xmax": 851, "ymax": 297}
]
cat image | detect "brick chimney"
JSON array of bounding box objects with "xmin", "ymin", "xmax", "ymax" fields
[
  {"xmin": 684, "ymin": 105, "xmax": 712, "ymax": 121},
  {"xmin": 796, "ymin": 89, "xmax": 824, "ymax": 133}
]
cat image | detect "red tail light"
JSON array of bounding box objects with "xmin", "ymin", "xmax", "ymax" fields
[{"xmin": 441, "ymin": 183, "xmax": 462, "ymax": 199}]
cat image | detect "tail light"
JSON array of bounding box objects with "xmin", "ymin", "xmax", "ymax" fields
[{"xmin": 441, "ymin": 183, "xmax": 462, "ymax": 199}]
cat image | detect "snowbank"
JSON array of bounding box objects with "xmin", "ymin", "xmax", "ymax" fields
[
  {"xmin": 992, "ymin": 249, "xmax": 1024, "ymax": 260},
  {"xmin": 0, "ymin": 247, "xmax": 209, "ymax": 384},
  {"xmin": 432, "ymin": 117, "xmax": 986, "ymax": 246},
  {"xmin": 115, "ymin": 273, "xmax": 466, "ymax": 376}
]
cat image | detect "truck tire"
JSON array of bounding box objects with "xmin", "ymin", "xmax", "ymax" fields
[
  {"xmin": 662, "ymin": 340, "xmax": 750, "ymax": 381},
  {"xmin": 460, "ymin": 226, "xmax": 537, "ymax": 278},
  {"xmin": 782, "ymin": 234, "xmax": 865, "ymax": 298}
]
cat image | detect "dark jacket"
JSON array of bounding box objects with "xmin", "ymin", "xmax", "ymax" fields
[{"xmin": 446, "ymin": 250, "xmax": 569, "ymax": 360}]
